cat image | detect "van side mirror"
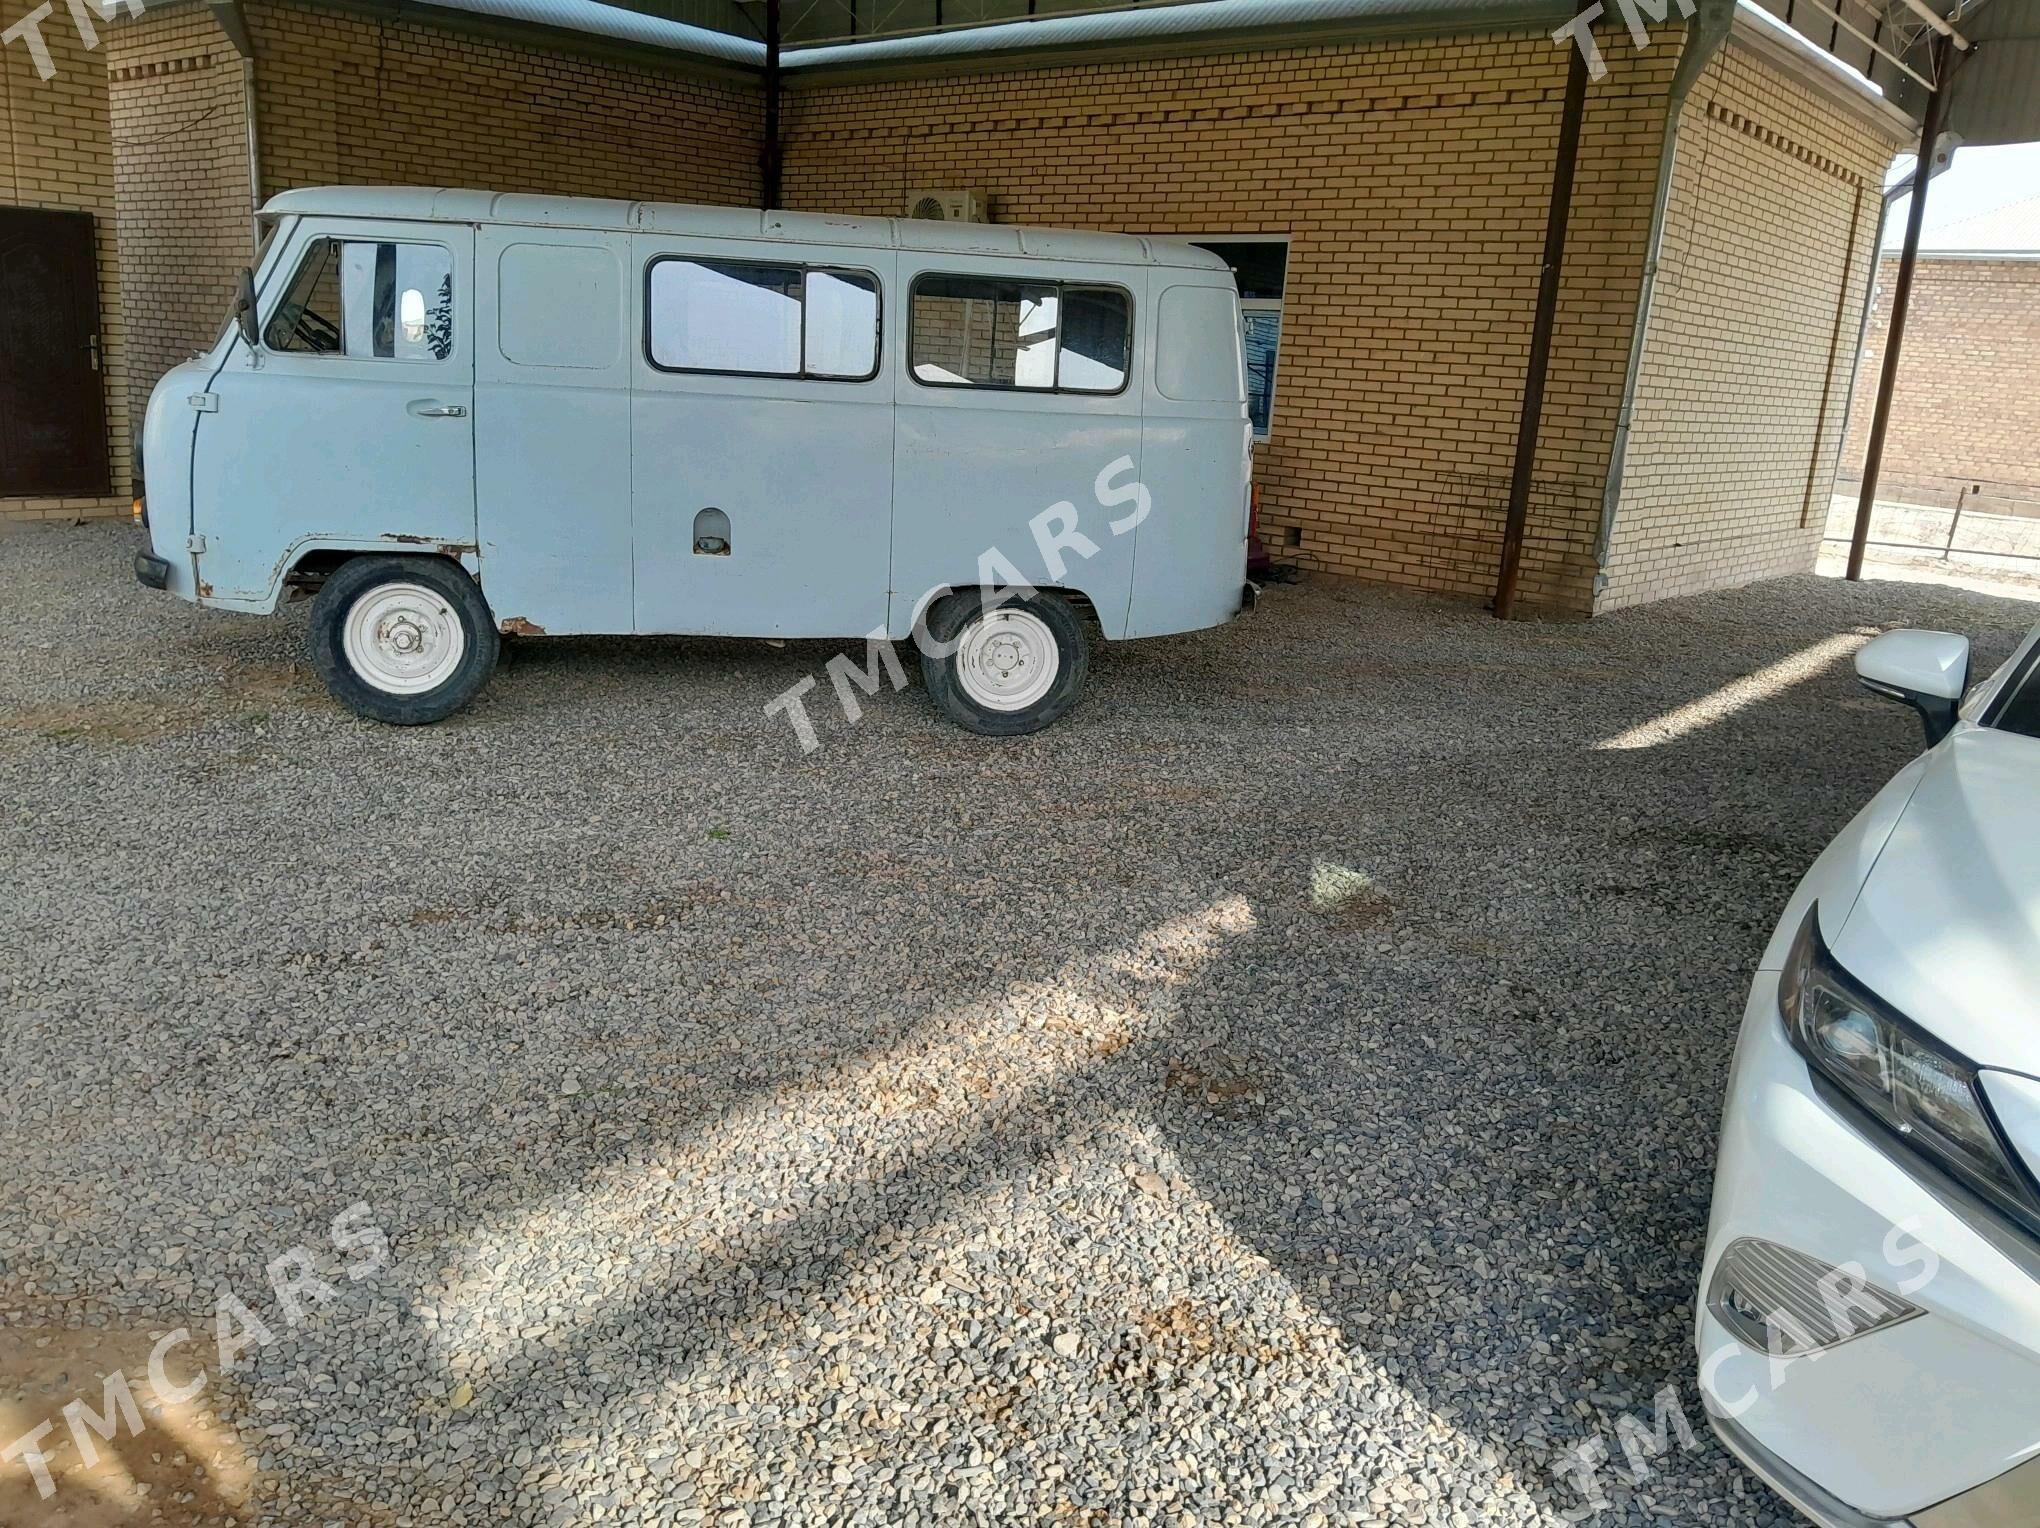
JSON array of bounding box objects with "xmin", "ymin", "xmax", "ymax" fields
[
  {"xmin": 233, "ymin": 267, "xmax": 260, "ymax": 349},
  {"xmin": 1855, "ymin": 629, "xmax": 1971, "ymax": 747}
]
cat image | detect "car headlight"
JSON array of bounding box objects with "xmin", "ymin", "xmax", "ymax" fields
[{"xmin": 1780, "ymin": 905, "xmax": 2040, "ymax": 1234}]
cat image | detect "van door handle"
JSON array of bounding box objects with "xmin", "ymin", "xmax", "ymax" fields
[{"xmin": 409, "ymin": 401, "xmax": 466, "ymax": 418}]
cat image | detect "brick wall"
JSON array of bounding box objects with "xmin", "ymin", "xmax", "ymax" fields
[
  {"xmin": 1837, "ymin": 255, "xmax": 2040, "ymax": 510},
  {"xmin": 103, "ymin": 0, "xmax": 761, "ymax": 451},
  {"xmin": 104, "ymin": 6, "xmax": 254, "ymax": 459},
  {"xmin": 785, "ymin": 29, "xmax": 1680, "ymax": 616},
  {"xmin": 1, "ymin": 0, "xmax": 131, "ymax": 522},
  {"xmin": 1594, "ymin": 39, "xmax": 1897, "ymax": 612},
  {"xmin": 241, "ymin": 1, "xmax": 758, "ymax": 204}
]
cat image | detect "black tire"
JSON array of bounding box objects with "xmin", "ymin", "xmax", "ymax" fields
[
  {"xmin": 309, "ymin": 556, "xmax": 499, "ymax": 725},
  {"xmin": 918, "ymin": 589, "xmax": 1090, "ymax": 737}
]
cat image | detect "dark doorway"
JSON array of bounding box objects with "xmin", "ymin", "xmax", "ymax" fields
[{"xmin": 0, "ymin": 206, "xmax": 111, "ymax": 498}]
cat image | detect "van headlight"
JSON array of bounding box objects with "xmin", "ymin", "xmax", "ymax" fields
[{"xmin": 1781, "ymin": 907, "xmax": 2040, "ymax": 1232}]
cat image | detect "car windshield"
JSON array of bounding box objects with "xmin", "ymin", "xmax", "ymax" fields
[{"xmin": 1984, "ymin": 625, "xmax": 2040, "ymax": 740}]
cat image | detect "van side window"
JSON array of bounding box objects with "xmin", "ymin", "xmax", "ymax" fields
[
  {"xmin": 264, "ymin": 239, "xmax": 454, "ymax": 362},
  {"xmin": 1058, "ymin": 288, "xmax": 1132, "ymax": 393},
  {"xmin": 645, "ymin": 258, "xmax": 880, "ymax": 381},
  {"xmin": 908, "ymin": 276, "xmax": 1130, "ymax": 395},
  {"xmin": 804, "ymin": 270, "xmax": 881, "ymax": 380}
]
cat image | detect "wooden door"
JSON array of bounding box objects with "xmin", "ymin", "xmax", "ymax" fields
[{"xmin": 0, "ymin": 207, "xmax": 110, "ymax": 497}]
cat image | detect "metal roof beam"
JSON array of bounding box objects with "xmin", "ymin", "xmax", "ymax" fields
[
  {"xmin": 1893, "ymin": 0, "xmax": 1968, "ymax": 50},
  {"xmin": 780, "ymin": 0, "xmax": 1570, "ymax": 73},
  {"xmin": 1781, "ymin": 0, "xmax": 1936, "ymax": 88}
]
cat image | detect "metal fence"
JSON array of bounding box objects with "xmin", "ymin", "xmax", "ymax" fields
[{"xmin": 1824, "ymin": 484, "xmax": 2040, "ymax": 567}]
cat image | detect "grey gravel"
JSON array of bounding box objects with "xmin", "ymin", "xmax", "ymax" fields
[{"xmin": 4, "ymin": 519, "xmax": 2035, "ymax": 1527}]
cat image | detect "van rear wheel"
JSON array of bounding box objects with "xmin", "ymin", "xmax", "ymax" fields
[
  {"xmin": 310, "ymin": 556, "xmax": 498, "ymax": 725},
  {"xmin": 920, "ymin": 590, "xmax": 1089, "ymax": 737}
]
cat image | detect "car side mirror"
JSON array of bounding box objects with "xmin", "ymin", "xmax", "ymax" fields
[
  {"xmin": 1855, "ymin": 629, "xmax": 1971, "ymax": 747},
  {"xmin": 233, "ymin": 267, "xmax": 260, "ymax": 349}
]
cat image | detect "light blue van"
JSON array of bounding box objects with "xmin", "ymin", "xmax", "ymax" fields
[{"xmin": 135, "ymin": 189, "xmax": 1253, "ymax": 734}]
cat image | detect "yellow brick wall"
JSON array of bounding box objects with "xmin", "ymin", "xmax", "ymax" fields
[
  {"xmin": 785, "ymin": 30, "xmax": 1680, "ymax": 616},
  {"xmin": 1594, "ymin": 39, "xmax": 1898, "ymax": 613},
  {"xmin": 1, "ymin": 0, "xmax": 131, "ymax": 522},
  {"xmin": 103, "ymin": 0, "xmax": 761, "ymax": 455},
  {"xmin": 241, "ymin": 1, "xmax": 757, "ymax": 203},
  {"xmin": 105, "ymin": 7, "xmax": 254, "ymax": 457}
]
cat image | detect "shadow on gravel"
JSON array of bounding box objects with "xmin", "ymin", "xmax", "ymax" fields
[
  {"xmin": 388, "ymin": 589, "xmax": 2031, "ymax": 1522},
  {"xmin": 7, "ymin": 523, "xmax": 2038, "ymax": 1526}
]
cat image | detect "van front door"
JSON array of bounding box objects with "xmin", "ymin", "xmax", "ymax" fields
[
  {"xmin": 192, "ymin": 221, "xmax": 475, "ymax": 607},
  {"xmin": 629, "ymin": 237, "xmax": 895, "ymax": 639}
]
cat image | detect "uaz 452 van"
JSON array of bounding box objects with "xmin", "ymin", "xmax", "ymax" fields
[{"xmin": 134, "ymin": 188, "xmax": 1253, "ymax": 735}]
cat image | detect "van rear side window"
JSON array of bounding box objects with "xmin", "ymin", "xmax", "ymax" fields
[
  {"xmin": 645, "ymin": 258, "xmax": 880, "ymax": 381},
  {"xmin": 909, "ymin": 276, "xmax": 1130, "ymax": 395},
  {"xmin": 265, "ymin": 239, "xmax": 453, "ymax": 361}
]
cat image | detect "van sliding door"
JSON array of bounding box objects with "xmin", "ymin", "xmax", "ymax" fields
[
  {"xmin": 473, "ymin": 227, "xmax": 633, "ymax": 635},
  {"xmin": 628, "ymin": 236, "xmax": 896, "ymax": 639}
]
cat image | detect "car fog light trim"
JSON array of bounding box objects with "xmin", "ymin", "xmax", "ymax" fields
[{"xmin": 1706, "ymin": 1237, "xmax": 1922, "ymax": 1357}]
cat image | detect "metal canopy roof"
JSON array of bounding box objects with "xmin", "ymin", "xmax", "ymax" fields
[
  {"xmin": 782, "ymin": 0, "xmax": 1567, "ymax": 70},
  {"xmin": 1739, "ymin": 0, "xmax": 2036, "ymax": 144},
  {"xmin": 1932, "ymin": 1, "xmax": 2040, "ymax": 147},
  {"xmin": 389, "ymin": 0, "xmax": 2036, "ymax": 142},
  {"xmin": 405, "ymin": 0, "xmax": 766, "ymax": 62}
]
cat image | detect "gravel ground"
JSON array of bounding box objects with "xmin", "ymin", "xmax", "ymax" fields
[{"xmin": 3, "ymin": 520, "xmax": 2035, "ymax": 1528}]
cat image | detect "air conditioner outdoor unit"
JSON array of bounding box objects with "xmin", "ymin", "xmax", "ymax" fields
[{"xmin": 904, "ymin": 189, "xmax": 989, "ymax": 224}]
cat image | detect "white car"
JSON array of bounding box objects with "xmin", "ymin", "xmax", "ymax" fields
[{"xmin": 1699, "ymin": 622, "xmax": 2040, "ymax": 1527}]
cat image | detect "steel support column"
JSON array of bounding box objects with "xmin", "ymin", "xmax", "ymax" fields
[
  {"xmin": 1847, "ymin": 32, "xmax": 1962, "ymax": 581},
  {"xmin": 1494, "ymin": 0, "xmax": 1592, "ymax": 620},
  {"xmin": 762, "ymin": 0, "xmax": 783, "ymax": 209}
]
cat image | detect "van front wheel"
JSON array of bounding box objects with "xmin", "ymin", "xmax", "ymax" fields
[
  {"xmin": 920, "ymin": 591, "xmax": 1089, "ymax": 737},
  {"xmin": 310, "ymin": 557, "xmax": 499, "ymax": 725}
]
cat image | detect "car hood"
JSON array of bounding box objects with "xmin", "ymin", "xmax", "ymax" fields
[{"xmin": 1832, "ymin": 726, "xmax": 2040, "ymax": 1070}]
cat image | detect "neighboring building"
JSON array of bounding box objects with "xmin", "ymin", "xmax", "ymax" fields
[
  {"xmin": 2, "ymin": 0, "xmax": 1917, "ymax": 618},
  {"xmin": 1839, "ymin": 195, "xmax": 2040, "ymax": 517}
]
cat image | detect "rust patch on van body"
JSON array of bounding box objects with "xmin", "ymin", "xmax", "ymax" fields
[{"xmin": 380, "ymin": 535, "xmax": 477, "ymax": 556}]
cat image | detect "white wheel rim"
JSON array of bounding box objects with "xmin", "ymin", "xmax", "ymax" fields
[
  {"xmin": 341, "ymin": 582, "xmax": 466, "ymax": 695},
  {"xmin": 955, "ymin": 608, "xmax": 1060, "ymax": 713}
]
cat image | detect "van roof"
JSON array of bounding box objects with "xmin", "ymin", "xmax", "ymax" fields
[{"xmin": 260, "ymin": 188, "xmax": 1234, "ymax": 272}]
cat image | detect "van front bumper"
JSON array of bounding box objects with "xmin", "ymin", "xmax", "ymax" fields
[
  {"xmin": 134, "ymin": 551, "xmax": 172, "ymax": 590},
  {"xmin": 1698, "ymin": 972, "xmax": 2040, "ymax": 1522}
]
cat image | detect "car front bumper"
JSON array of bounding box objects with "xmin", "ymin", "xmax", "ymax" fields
[{"xmin": 1699, "ymin": 972, "xmax": 2040, "ymax": 1523}]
